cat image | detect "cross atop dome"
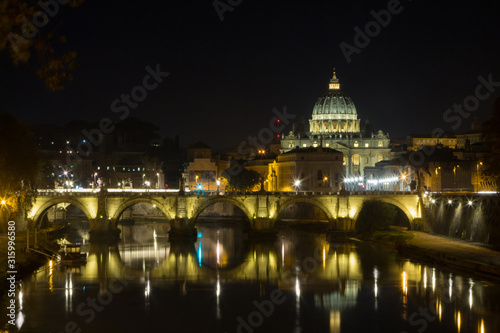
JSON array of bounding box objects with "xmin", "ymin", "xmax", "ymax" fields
[{"xmin": 329, "ymin": 68, "xmax": 340, "ymax": 90}]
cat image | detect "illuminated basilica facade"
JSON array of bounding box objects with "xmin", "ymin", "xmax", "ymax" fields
[{"xmin": 280, "ymin": 71, "xmax": 391, "ymax": 177}]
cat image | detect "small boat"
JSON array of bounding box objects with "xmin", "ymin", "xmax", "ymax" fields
[{"xmin": 60, "ymin": 244, "xmax": 87, "ymax": 264}]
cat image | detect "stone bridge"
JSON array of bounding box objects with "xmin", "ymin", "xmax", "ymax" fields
[{"xmin": 29, "ymin": 189, "xmax": 423, "ymax": 236}]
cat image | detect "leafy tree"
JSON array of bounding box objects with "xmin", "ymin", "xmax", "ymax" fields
[
  {"xmin": 482, "ymin": 97, "xmax": 500, "ymax": 190},
  {"xmin": 0, "ymin": 0, "xmax": 85, "ymax": 90},
  {"xmin": 355, "ymin": 200, "xmax": 397, "ymax": 235},
  {"xmin": 0, "ymin": 114, "xmax": 40, "ymax": 231},
  {"xmin": 222, "ymin": 167, "xmax": 261, "ymax": 191}
]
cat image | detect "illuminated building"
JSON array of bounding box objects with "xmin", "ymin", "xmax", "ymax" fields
[
  {"xmin": 280, "ymin": 70, "xmax": 391, "ymax": 177},
  {"xmin": 267, "ymin": 146, "xmax": 344, "ymax": 191},
  {"xmin": 182, "ymin": 142, "xmax": 230, "ymax": 192}
]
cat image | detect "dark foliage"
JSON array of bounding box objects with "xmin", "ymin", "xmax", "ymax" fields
[
  {"xmin": 482, "ymin": 97, "xmax": 500, "ymax": 190},
  {"xmin": 222, "ymin": 167, "xmax": 261, "ymax": 191}
]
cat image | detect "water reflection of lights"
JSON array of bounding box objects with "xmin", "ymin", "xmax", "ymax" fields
[
  {"xmin": 16, "ymin": 287, "xmax": 25, "ymax": 330},
  {"xmin": 65, "ymin": 273, "xmax": 73, "ymax": 313},
  {"xmin": 295, "ymin": 276, "xmax": 301, "ymax": 332},
  {"xmin": 423, "ymin": 267, "xmax": 427, "ymax": 289},
  {"xmin": 216, "ymin": 239, "xmax": 221, "ymax": 267},
  {"xmin": 469, "ymin": 278, "xmax": 474, "ymax": 310},
  {"xmin": 18, "ymin": 290, "xmax": 23, "ymax": 310},
  {"xmin": 432, "ymin": 268, "xmax": 436, "ymax": 292},
  {"xmin": 448, "ymin": 273, "xmax": 453, "ymax": 300},
  {"xmin": 373, "ymin": 267, "xmax": 379, "ymax": 299},
  {"xmin": 145, "ymin": 276, "xmax": 151, "ymax": 307},
  {"xmin": 480, "ymin": 318, "xmax": 485, "ymax": 333},
  {"xmin": 402, "ymin": 271, "xmax": 408, "ymax": 295},
  {"xmin": 456, "ymin": 310, "xmax": 461, "ymax": 333},
  {"xmin": 329, "ymin": 310, "xmax": 340, "ymax": 333},
  {"xmin": 49, "ymin": 260, "xmax": 54, "ymax": 292},
  {"xmin": 216, "ymin": 273, "xmax": 221, "ymax": 319},
  {"xmin": 402, "ymin": 271, "xmax": 408, "ymax": 320},
  {"xmin": 281, "ymin": 242, "xmax": 285, "ymax": 267},
  {"xmin": 197, "ymin": 241, "xmax": 203, "ymax": 267},
  {"xmin": 295, "ymin": 277, "xmax": 301, "ymax": 297}
]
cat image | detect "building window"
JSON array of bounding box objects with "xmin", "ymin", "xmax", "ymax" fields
[
  {"xmin": 343, "ymin": 156, "xmax": 346, "ymax": 166},
  {"xmin": 377, "ymin": 154, "xmax": 383, "ymax": 162},
  {"xmin": 378, "ymin": 141, "xmax": 383, "ymax": 147},
  {"xmin": 365, "ymin": 143, "xmax": 369, "ymax": 147},
  {"xmin": 354, "ymin": 141, "xmax": 359, "ymax": 147},
  {"xmin": 325, "ymin": 143, "xmax": 330, "ymax": 147},
  {"xmin": 317, "ymin": 170, "xmax": 323, "ymax": 180},
  {"xmin": 352, "ymin": 154, "xmax": 360, "ymax": 166},
  {"xmin": 335, "ymin": 173, "xmax": 339, "ymax": 180},
  {"xmin": 303, "ymin": 143, "xmax": 307, "ymax": 148}
]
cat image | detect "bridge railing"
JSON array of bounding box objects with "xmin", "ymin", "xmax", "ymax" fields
[
  {"xmin": 36, "ymin": 188, "xmax": 181, "ymax": 196},
  {"xmin": 36, "ymin": 188, "xmax": 417, "ymax": 197}
]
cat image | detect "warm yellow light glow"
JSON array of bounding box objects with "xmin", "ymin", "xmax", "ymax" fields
[
  {"xmin": 1, "ymin": 200, "xmax": 5, "ymax": 205},
  {"xmin": 480, "ymin": 318, "xmax": 484, "ymax": 333},
  {"xmin": 329, "ymin": 83, "xmax": 340, "ymax": 90},
  {"xmin": 402, "ymin": 271, "xmax": 408, "ymax": 295},
  {"xmin": 457, "ymin": 311, "xmax": 461, "ymax": 333},
  {"xmin": 323, "ymin": 246, "xmax": 326, "ymax": 270}
]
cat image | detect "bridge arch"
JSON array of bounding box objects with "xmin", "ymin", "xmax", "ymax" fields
[
  {"xmin": 32, "ymin": 197, "xmax": 94, "ymax": 228},
  {"xmin": 111, "ymin": 197, "xmax": 174, "ymax": 224},
  {"xmin": 352, "ymin": 197, "xmax": 414, "ymax": 229},
  {"xmin": 191, "ymin": 197, "xmax": 253, "ymax": 224},
  {"xmin": 273, "ymin": 197, "xmax": 335, "ymax": 223}
]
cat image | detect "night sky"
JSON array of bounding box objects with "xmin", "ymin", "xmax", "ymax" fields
[{"xmin": 2, "ymin": 0, "xmax": 500, "ymax": 149}]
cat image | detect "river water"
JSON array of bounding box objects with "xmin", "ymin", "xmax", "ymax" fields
[{"xmin": 2, "ymin": 222, "xmax": 500, "ymax": 333}]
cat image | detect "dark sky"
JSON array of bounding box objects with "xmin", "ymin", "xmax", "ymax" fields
[{"xmin": 2, "ymin": 0, "xmax": 500, "ymax": 149}]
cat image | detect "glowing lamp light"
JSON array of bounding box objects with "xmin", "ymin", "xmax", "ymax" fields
[
  {"xmin": 1, "ymin": 200, "xmax": 5, "ymax": 205},
  {"xmin": 294, "ymin": 180, "xmax": 301, "ymax": 187},
  {"xmin": 431, "ymin": 199, "xmax": 436, "ymax": 204},
  {"xmin": 468, "ymin": 201, "xmax": 473, "ymax": 206},
  {"xmin": 448, "ymin": 200, "xmax": 452, "ymax": 204}
]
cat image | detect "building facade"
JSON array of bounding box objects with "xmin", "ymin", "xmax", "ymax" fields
[
  {"xmin": 280, "ymin": 71, "xmax": 391, "ymax": 177},
  {"xmin": 267, "ymin": 147, "xmax": 344, "ymax": 192}
]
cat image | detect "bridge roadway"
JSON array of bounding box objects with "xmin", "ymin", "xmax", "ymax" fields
[{"xmin": 30, "ymin": 188, "xmax": 422, "ymax": 235}]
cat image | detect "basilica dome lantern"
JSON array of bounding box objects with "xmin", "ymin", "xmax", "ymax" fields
[{"xmin": 309, "ymin": 71, "xmax": 361, "ymax": 135}]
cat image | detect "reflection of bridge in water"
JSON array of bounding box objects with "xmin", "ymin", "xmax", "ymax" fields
[
  {"xmin": 30, "ymin": 189, "xmax": 423, "ymax": 235},
  {"xmin": 32, "ymin": 225, "xmax": 434, "ymax": 323}
]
